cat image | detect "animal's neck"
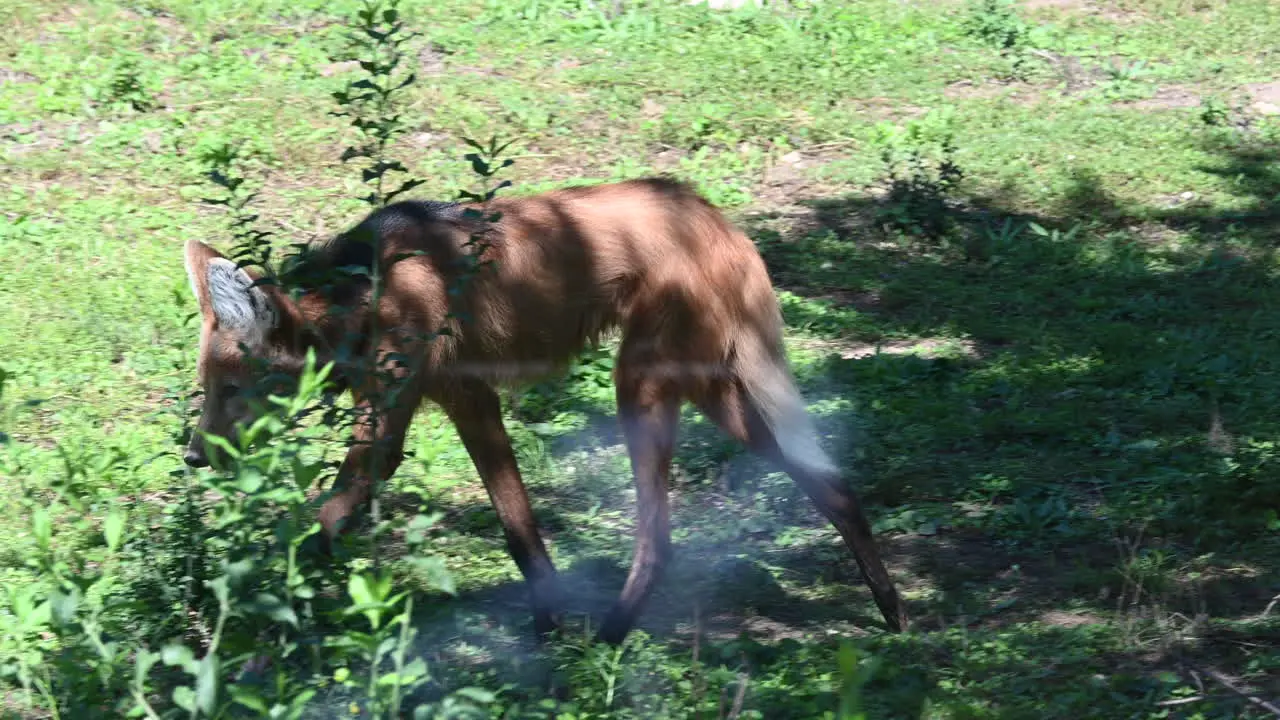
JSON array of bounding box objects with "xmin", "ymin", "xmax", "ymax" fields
[{"xmin": 274, "ymin": 286, "xmax": 374, "ymax": 381}]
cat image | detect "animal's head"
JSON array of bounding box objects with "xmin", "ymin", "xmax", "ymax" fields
[{"xmin": 182, "ymin": 240, "xmax": 293, "ymax": 469}]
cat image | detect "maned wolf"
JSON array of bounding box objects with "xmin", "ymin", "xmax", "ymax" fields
[{"xmin": 181, "ymin": 177, "xmax": 908, "ymax": 643}]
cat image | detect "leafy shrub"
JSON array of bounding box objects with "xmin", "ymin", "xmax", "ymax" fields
[{"xmin": 873, "ymin": 113, "xmax": 965, "ymax": 242}]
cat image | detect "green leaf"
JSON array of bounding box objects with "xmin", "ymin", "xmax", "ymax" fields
[
  {"xmin": 172, "ymin": 685, "xmax": 196, "ymax": 713},
  {"xmin": 292, "ymin": 458, "xmax": 324, "ymax": 490},
  {"xmin": 837, "ymin": 641, "xmax": 858, "ymax": 678},
  {"xmin": 235, "ymin": 468, "xmax": 265, "ymax": 494},
  {"xmin": 13, "ymin": 590, "xmax": 51, "ymax": 629},
  {"xmin": 31, "ymin": 507, "xmax": 51, "ymax": 551},
  {"xmin": 384, "ymin": 177, "xmax": 426, "ymax": 204},
  {"xmin": 195, "ymin": 654, "xmax": 220, "ymax": 715},
  {"xmin": 201, "ymin": 433, "xmax": 242, "ymax": 464},
  {"xmin": 284, "ymin": 689, "xmax": 317, "ymax": 719},
  {"xmin": 375, "ymin": 570, "xmax": 395, "ymax": 601},
  {"xmin": 347, "ymin": 572, "xmax": 376, "ymax": 606},
  {"xmin": 207, "ymin": 575, "xmax": 230, "ymax": 605},
  {"xmin": 229, "ymin": 684, "xmax": 270, "ymax": 713},
  {"xmin": 50, "ymin": 588, "xmax": 80, "ymax": 628},
  {"xmin": 377, "ymin": 656, "xmax": 428, "ymax": 686},
  {"xmin": 407, "ymin": 555, "xmax": 456, "ymax": 596},
  {"xmin": 222, "ymin": 556, "xmax": 256, "ymax": 588},
  {"xmin": 453, "ymin": 687, "xmax": 496, "ymax": 704},
  {"xmin": 133, "ymin": 649, "xmax": 160, "ymax": 693},
  {"xmin": 244, "ymin": 592, "xmax": 299, "ymax": 627},
  {"xmin": 103, "ymin": 509, "xmax": 126, "ymax": 552},
  {"xmin": 162, "ymin": 644, "xmax": 198, "ymax": 673},
  {"xmin": 347, "ymin": 572, "xmax": 385, "ymax": 629},
  {"xmin": 464, "ymin": 152, "xmax": 491, "ymax": 176},
  {"xmin": 395, "ymin": 72, "xmax": 416, "ymax": 91}
]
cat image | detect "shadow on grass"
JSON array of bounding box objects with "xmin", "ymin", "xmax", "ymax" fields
[{"xmin": 365, "ymin": 140, "xmax": 1280, "ymax": 716}]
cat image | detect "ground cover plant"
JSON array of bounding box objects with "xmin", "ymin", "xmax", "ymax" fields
[{"xmin": 1, "ymin": 0, "xmax": 1278, "ymax": 717}]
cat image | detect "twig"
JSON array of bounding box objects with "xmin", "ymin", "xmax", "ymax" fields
[
  {"xmin": 692, "ymin": 600, "xmax": 705, "ymax": 720},
  {"xmin": 727, "ymin": 672, "xmax": 749, "ymax": 719},
  {"xmin": 275, "ymin": 218, "xmax": 322, "ymax": 240},
  {"xmin": 1028, "ymin": 49, "xmax": 1062, "ymax": 66},
  {"xmin": 171, "ymin": 97, "xmax": 267, "ymax": 109},
  {"xmin": 804, "ymin": 140, "xmax": 859, "ymax": 152},
  {"xmin": 1156, "ymin": 695, "xmax": 1205, "ymax": 707},
  {"xmin": 1182, "ymin": 663, "xmax": 1280, "ymax": 717},
  {"xmin": 1261, "ymin": 593, "xmax": 1280, "ymax": 619}
]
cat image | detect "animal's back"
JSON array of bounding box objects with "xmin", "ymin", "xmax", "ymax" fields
[
  {"xmin": 302, "ymin": 178, "xmax": 782, "ymax": 384},
  {"xmin": 474, "ymin": 178, "xmax": 782, "ymax": 373}
]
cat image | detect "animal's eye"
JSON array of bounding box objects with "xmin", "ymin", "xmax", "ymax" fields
[{"xmin": 219, "ymin": 384, "xmax": 242, "ymax": 401}]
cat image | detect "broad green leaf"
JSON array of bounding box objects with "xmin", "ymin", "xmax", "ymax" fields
[
  {"xmin": 207, "ymin": 575, "xmax": 230, "ymax": 606},
  {"xmin": 162, "ymin": 644, "xmax": 198, "ymax": 673},
  {"xmin": 408, "ymin": 555, "xmax": 456, "ymax": 596},
  {"xmin": 50, "ymin": 588, "xmax": 80, "ymax": 628},
  {"xmin": 453, "ymin": 687, "xmax": 496, "ymax": 704},
  {"xmin": 103, "ymin": 509, "xmax": 126, "ymax": 552},
  {"xmin": 347, "ymin": 573, "xmax": 376, "ymax": 606},
  {"xmin": 283, "ymin": 689, "xmax": 318, "ymax": 720},
  {"xmin": 235, "ymin": 468, "xmax": 265, "ymax": 494},
  {"xmin": 244, "ymin": 592, "xmax": 298, "ymax": 627},
  {"xmin": 133, "ymin": 648, "xmax": 160, "ymax": 690},
  {"xmin": 223, "ymin": 557, "xmax": 255, "ymax": 588},
  {"xmin": 195, "ymin": 654, "xmax": 220, "ymax": 715},
  {"xmin": 31, "ymin": 507, "xmax": 51, "ymax": 551},
  {"xmin": 172, "ymin": 685, "xmax": 196, "ymax": 713},
  {"xmin": 229, "ymin": 684, "xmax": 270, "ymax": 713}
]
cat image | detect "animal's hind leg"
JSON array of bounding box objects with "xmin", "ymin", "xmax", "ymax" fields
[
  {"xmin": 596, "ymin": 356, "xmax": 682, "ymax": 646},
  {"xmin": 691, "ymin": 378, "xmax": 908, "ymax": 632}
]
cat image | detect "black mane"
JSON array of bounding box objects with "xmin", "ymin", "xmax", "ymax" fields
[{"xmin": 279, "ymin": 199, "xmax": 463, "ymax": 297}]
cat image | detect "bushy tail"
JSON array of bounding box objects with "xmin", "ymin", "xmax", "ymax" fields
[{"xmin": 733, "ymin": 331, "xmax": 839, "ymax": 478}]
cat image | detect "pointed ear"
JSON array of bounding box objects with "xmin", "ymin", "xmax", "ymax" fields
[
  {"xmin": 205, "ymin": 257, "xmax": 278, "ymax": 340},
  {"xmin": 184, "ymin": 240, "xmax": 225, "ymax": 314}
]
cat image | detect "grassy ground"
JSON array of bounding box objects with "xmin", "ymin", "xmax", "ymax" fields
[{"xmin": 2, "ymin": 0, "xmax": 1279, "ymax": 717}]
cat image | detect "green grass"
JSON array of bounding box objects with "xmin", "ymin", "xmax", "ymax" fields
[{"xmin": 2, "ymin": 0, "xmax": 1280, "ymax": 717}]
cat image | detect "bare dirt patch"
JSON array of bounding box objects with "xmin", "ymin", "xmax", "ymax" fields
[
  {"xmin": 1126, "ymin": 85, "xmax": 1202, "ymax": 111},
  {"xmin": 317, "ymin": 60, "xmax": 360, "ymax": 77},
  {"xmin": 0, "ymin": 68, "xmax": 38, "ymax": 85},
  {"xmin": 1023, "ymin": 0, "xmax": 1088, "ymax": 8},
  {"xmin": 851, "ymin": 95, "xmax": 927, "ymax": 122},
  {"xmin": 1021, "ymin": 0, "xmax": 1139, "ymax": 22},
  {"xmin": 419, "ymin": 41, "xmax": 452, "ymax": 75},
  {"xmin": 751, "ymin": 144, "xmax": 861, "ymax": 212},
  {"xmin": 944, "ymin": 78, "xmax": 1057, "ymax": 104},
  {"xmin": 1, "ymin": 120, "xmax": 98, "ymax": 158},
  {"xmin": 1242, "ymin": 80, "xmax": 1280, "ymax": 115},
  {"xmin": 795, "ymin": 335, "xmax": 982, "ymax": 361},
  {"xmin": 757, "ymin": 150, "xmax": 820, "ymax": 207},
  {"xmin": 1039, "ymin": 609, "xmax": 1105, "ymax": 627}
]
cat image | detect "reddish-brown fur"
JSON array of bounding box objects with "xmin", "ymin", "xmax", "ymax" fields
[{"xmin": 183, "ymin": 177, "xmax": 908, "ymax": 643}]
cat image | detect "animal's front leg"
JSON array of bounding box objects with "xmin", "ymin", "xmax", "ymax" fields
[
  {"xmin": 435, "ymin": 379, "xmax": 563, "ymax": 641},
  {"xmin": 317, "ymin": 388, "xmax": 418, "ymax": 549}
]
